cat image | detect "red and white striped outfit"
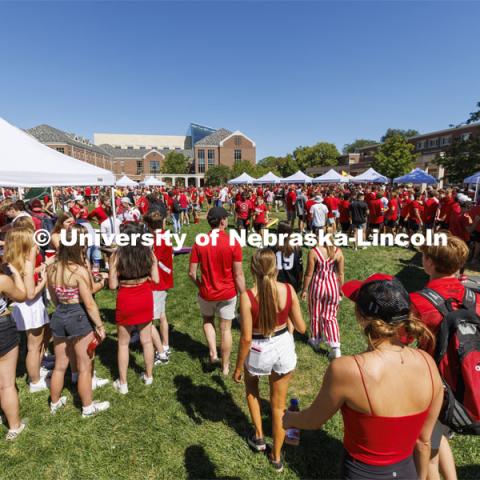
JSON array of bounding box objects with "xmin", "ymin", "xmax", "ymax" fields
[{"xmin": 308, "ymin": 246, "xmax": 341, "ymax": 348}]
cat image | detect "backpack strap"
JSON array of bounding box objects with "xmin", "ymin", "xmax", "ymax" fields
[
  {"xmin": 462, "ymin": 287, "xmax": 477, "ymax": 313},
  {"xmin": 417, "ymin": 287, "xmax": 450, "ymax": 317}
]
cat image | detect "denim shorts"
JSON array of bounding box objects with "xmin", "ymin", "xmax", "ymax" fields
[
  {"xmin": 0, "ymin": 314, "xmax": 19, "ymax": 356},
  {"xmin": 50, "ymin": 303, "xmax": 93, "ymax": 339}
]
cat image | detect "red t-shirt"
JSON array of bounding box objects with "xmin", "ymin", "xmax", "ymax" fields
[
  {"xmin": 179, "ymin": 194, "xmax": 188, "ymax": 209},
  {"xmin": 400, "ymin": 198, "xmax": 411, "ymax": 218},
  {"xmin": 368, "ymin": 199, "xmax": 384, "ymax": 224},
  {"xmin": 70, "ymin": 204, "xmax": 88, "ymax": 220},
  {"xmin": 253, "ymin": 204, "xmax": 267, "ymax": 224},
  {"xmin": 448, "ymin": 203, "xmax": 471, "ymax": 241},
  {"xmin": 385, "ymin": 198, "xmax": 399, "ymax": 221},
  {"xmin": 88, "ymin": 206, "xmax": 108, "ymax": 223},
  {"xmin": 339, "ymin": 200, "xmax": 350, "ymax": 223},
  {"xmin": 85, "ymin": 187, "xmax": 92, "ymax": 197},
  {"xmin": 235, "ymin": 200, "xmax": 251, "ymax": 220},
  {"xmin": 137, "ymin": 197, "xmax": 149, "ymax": 215},
  {"xmin": 439, "ymin": 197, "xmax": 454, "ymax": 221},
  {"xmin": 423, "ymin": 198, "xmax": 439, "ymax": 224},
  {"xmin": 468, "ymin": 206, "xmax": 480, "ymax": 233},
  {"xmin": 189, "ymin": 230, "xmax": 242, "ymax": 301},
  {"xmin": 324, "ymin": 196, "xmax": 339, "ymax": 218},
  {"xmin": 408, "ymin": 201, "xmax": 423, "ymax": 224},
  {"xmin": 286, "ymin": 191, "xmax": 297, "ymax": 211},
  {"xmin": 152, "ymin": 230, "xmax": 174, "ymax": 291}
]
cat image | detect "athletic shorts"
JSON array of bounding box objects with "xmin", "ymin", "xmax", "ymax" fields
[
  {"xmin": 333, "ymin": 209, "xmax": 340, "ymax": 219},
  {"xmin": 341, "ymin": 222, "xmax": 351, "ymax": 233},
  {"xmin": 198, "ymin": 296, "xmax": 236, "ymax": 320},
  {"xmin": 439, "ymin": 221, "xmax": 449, "ymax": 230},
  {"xmin": 368, "ymin": 223, "xmax": 383, "ymax": 231},
  {"xmin": 253, "ymin": 223, "xmax": 265, "ymax": 232},
  {"xmin": 245, "ymin": 329, "xmax": 297, "ymax": 376},
  {"xmin": 408, "ymin": 220, "xmax": 420, "ymax": 232},
  {"xmin": 50, "ymin": 303, "xmax": 93, "ymax": 339},
  {"xmin": 327, "ymin": 217, "xmax": 336, "ymax": 225},
  {"xmin": 471, "ymin": 231, "xmax": 480, "ymax": 243},
  {"xmin": 296, "ymin": 214, "xmax": 305, "ymax": 221},
  {"xmin": 153, "ymin": 290, "xmax": 167, "ymax": 318},
  {"xmin": 352, "ymin": 222, "xmax": 365, "ymax": 230},
  {"xmin": 342, "ymin": 451, "xmax": 417, "ymax": 480},
  {"xmin": 424, "ymin": 223, "xmax": 435, "ymax": 230},
  {"xmin": 384, "ymin": 219, "xmax": 397, "ymax": 228},
  {"xmin": 0, "ymin": 314, "xmax": 19, "ymax": 356},
  {"xmin": 431, "ymin": 420, "xmax": 451, "ymax": 450}
]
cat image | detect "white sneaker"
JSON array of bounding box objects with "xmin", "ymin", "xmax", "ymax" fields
[
  {"xmin": 5, "ymin": 422, "xmax": 26, "ymax": 441},
  {"xmin": 154, "ymin": 352, "xmax": 169, "ymax": 366},
  {"xmin": 92, "ymin": 372, "xmax": 109, "ymax": 390},
  {"xmin": 29, "ymin": 377, "xmax": 48, "ymax": 393},
  {"xmin": 82, "ymin": 401, "xmax": 110, "ymax": 418},
  {"xmin": 50, "ymin": 396, "xmax": 67, "ymax": 414},
  {"xmin": 112, "ymin": 379, "xmax": 128, "ymax": 395},
  {"xmin": 140, "ymin": 373, "xmax": 153, "ymax": 385},
  {"xmin": 328, "ymin": 347, "xmax": 342, "ymax": 360}
]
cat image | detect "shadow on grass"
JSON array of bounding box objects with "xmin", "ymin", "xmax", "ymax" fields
[
  {"xmin": 174, "ymin": 374, "xmax": 250, "ymax": 439},
  {"xmin": 457, "ymin": 464, "xmax": 480, "ymax": 480},
  {"xmin": 395, "ymin": 251, "xmax": 428, "ymax": 292},
  {"xmin": 184, "ymin": 445, "xmax": 241, "ymax": 480}
]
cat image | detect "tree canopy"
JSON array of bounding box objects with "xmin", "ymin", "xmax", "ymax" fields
[
  {"xmin": 381, "ymin": 128, "xmax": 419, "ymax": 143},
  {"xmin": 293, "ymin": 142, "xmax": 339, "ymax": 171},
  {"xmin": 161, "ymin": 151, "xmax": 190, "ymax": 174},
  {"xmin": 372, "ymin": 134, "xmax": 416, "ymax": 178},
  {"xmin": 437, "ymin": 136, "xmax": 480, "ymax": 184},
  {"xmin": 204, "ymin": 165, "xmax": 231, "ymax": 186},
  {"xmin": 343, "ymin": 139, "xmax": 378, "ymax": 154}
]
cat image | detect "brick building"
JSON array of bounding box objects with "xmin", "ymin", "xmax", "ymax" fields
[{"xmin": 27, "ymin": 124, "xmax": 114, "ymax": 171}]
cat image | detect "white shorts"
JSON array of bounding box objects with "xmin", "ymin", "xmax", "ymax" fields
[
  {"xmin": 153, "ymin": 291, "xmax": 167, "ymax": 318},
  {"xmin": 12, "ymin": 294, "xmax": 49, "ymax": 331},
  {"xmin": 198, "ymin": 296, "xmax": 236, "ymax": 320},
  {"xmin": 245, "ymin": 330, "xmax": 297, "ymax": 376}
]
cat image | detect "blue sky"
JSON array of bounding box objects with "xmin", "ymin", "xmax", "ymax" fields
[{"xmin": 0, "ymin": 1, "xmax": 479, "ymax": 159}]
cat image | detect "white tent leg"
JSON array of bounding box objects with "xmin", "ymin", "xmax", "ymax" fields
[
  {"xmin": 50, "ymin": 186, "xmax": 55, "ymax": 212},
  {"xmin": 111, "ymin": 186, "xmax": 118, "ymax": 234}
]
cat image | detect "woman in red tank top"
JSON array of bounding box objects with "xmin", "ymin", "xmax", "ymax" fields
[
  {"xmin": 233, "ymin": 249, "xmax": 306, "ymax": 473},
  {"xmin": 283, "ymin": 273, "xmax": 444, "ymax": 480}
]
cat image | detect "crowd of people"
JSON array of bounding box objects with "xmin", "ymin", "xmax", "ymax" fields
[{"xmin": 0, "ymin": 180, "xmax": 478, "ymax": 479}]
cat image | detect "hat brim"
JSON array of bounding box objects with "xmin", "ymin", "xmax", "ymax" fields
[{"xmin": 342, "ymin": 280, "xmax": 363, "ymax": 301}]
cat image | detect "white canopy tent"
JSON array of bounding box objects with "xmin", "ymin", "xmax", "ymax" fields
[
  {"xmin": 0, "ymin": 117, "xmax": 115, "ymax": 187},
  {"xmin": 351, "ymin": 167, "xmax": 389, "ymax": 184},
  {"xmin": 228, "ymin": 172, "xmax": 256, "ymax": 185},
  {"xmin": 141, "ymin": 176, "xmax": 166, "ymax": 186},
  {"xmin": 312, "ymin": 169, "xmax": 349, "ymax": 184},
  {"xmin": 116, "ymin": 175, "xmax": 138, "ymax": 187},
  {"xmin": 254, "ymin": 171, "xmax": 281, "ymax": 184},
  {"xmin": 280, "ymin": 170, "xmax": 313, "ymax": 184}
]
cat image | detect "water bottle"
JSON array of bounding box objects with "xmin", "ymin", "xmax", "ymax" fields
[{"xmin": 285, "ymin": 398, "xmax": 300, "ymax": 446}]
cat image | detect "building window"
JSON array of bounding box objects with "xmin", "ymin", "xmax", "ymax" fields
[
  {"xmin": 461, "ymin": 133, "xmax": 471, "ymax": 141},
  {"xmin": 208, "ymin": 149, "xmax": 215, "ymax": 168},
  {"xmin": 428, "ymin": 138, "xmax": 439, "ymax": 148},
  {"xmin": 198, "ymin": 149, "xmax": 205, "ymax": 160},
  {"xmin": 234, "ymin": 135, "xmax": 242, "ymax": 146},
  {"xmin": 150, "ymin": 160, "xmax": 160, "ymax": 174},
  {"xmin": 441, "ymin": 136, "xmax": 451, "ymax": 146},
  {"xmin": 234, "ymin": 149, "xmax": 242, "ymax": 163},
  {"xmin": 127, "ymin": 146, "xmax": 134, "ymax": 150},
  {"xmin": 136, "ymin": 160, "xmax": 144, "ymax": 175},
  {"xmin": 198, "ymin": 159, "xmax": 205, "ymax": 173},
  {"xmin": 416, "ymin": 141, "xmax": 425, "ymax": 150},
  {"xmin": 120, "ymin": 160, "xmax": 125, "ymax": 174},
  {"xmin": 56, "ymin": 147, "xmax": 65, "ymax": 154}
]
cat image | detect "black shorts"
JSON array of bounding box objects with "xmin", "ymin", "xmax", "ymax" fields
[
  {"xmin": 439, "ymin": 221, "xmax": 449, "ymax": 230},
  {"xmin": 424, "ymin": 223, "xmax": 435, "ymax": 230},
  {"xmin": 297, "ymin": 214, "xmax": 305, "ymax": 221},
  {"xmin": 50, "ymin": 303, "xmax": 93, "ymax": 339},
  {"xmin": 471, "ymin": 231, "xmax": 480, "ymax": 243},
  {"xmin": 408, "ymin": 220, "xmax": 421, "ymax": 232},
  {"xmin": 398, "ymin": 217, "xmax": 406, "ymax": 228},
  {"xmin": 236, "ymin": 218, "xmax": 248, "ymax": 229},
  {"xmin": 0, "ymin": 314, "xmax": 19, "ymax": 356},
  {"xmin": 384, "ymin": 219, "xmax": 397, "ymax": 228},
  {"xmin": 342, "ymin": 451, "xmax": 417, "ymax": 480},
  {"xmin": 341, "ymin": 222, "xmax": 351, "ymax": 233},
  {"xmin": 368, "ymin": 223, "xmax": 383, "ymax": 230},
  {"xmin": 253, "ymin": 223, "xmax": 265, "ymax": 232}
]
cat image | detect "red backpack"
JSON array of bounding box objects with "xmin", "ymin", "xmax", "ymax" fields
[{"xmin": 419, "ymin": 287, "xmax": 480, "ymax": 435}]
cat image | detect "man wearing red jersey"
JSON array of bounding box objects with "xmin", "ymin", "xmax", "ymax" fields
[
  {"xmin": 423, "ymin": 191, "xmax": 439, "ymax": 231},
  {"xmin": 407, "ymin": 192, "xmax": 423, "ymax": 235},
  {"xmin": 87, "ymin": 195, "xmax": 110, "ymax": 224},
  {"xmin": 367, "ymin": 192, "xmax": 385, "ymax": 234},
  {"xmin": 235, "ymin": 193, "xmax": 251, "ymax": 230},
  {"xmin": 189, "ymin": 207, "xmax": 246, "ymax": 376},
  {"xmin": 438, "ymin": 189, "xmax": 455, "ymax": 230},
  {"xmin": 70, "ymin": 195, "xmax": 89, "ymax": 220},
  {"xmin": 384, "ymin": 192, "xmax": 399, "ymax": 234},
  {"xmin": 338, "ymin": 193, "xmax": 351, "ymax": 234},
  {"xmin": 448, "ymin": 195, "xmax": 473, "ymax": 243},
  {"xmin": 286, "ymin": 186, "xmax": 297, "ymax": 227}
]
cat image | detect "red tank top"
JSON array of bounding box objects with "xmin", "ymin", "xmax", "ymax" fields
[
  {"xmin": 341, "ymin": 350, "xmax": 434, "ymax": 466},
  {"xmin": 247, "ymin": 284, "xmax": 292, "ymax": 331}
]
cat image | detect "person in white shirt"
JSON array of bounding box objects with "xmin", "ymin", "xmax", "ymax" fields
[
  {"xmin": 309, "ymin": 196, "xmax": 329, "ymax": 234},
  {"xmin": 118, "ymin": 197, "xmax": 141, "ymax": 223}
]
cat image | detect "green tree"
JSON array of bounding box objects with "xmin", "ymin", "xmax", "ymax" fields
[
  {"xmin": 436, "ymin": 136, "xmax": 480, "ymax": 183},
  {"xmin": 381, "ymin": 128, "xmax": 419, "ymax": 142},
  {"xmin": 231, "ymin": 160, "xmax": 257, "ymax": 178},
  {"xmin": 293, "ymin": 142, "xmax": 339, "ymax": 171},
  {"xmin": 467, "ymin": 100, "xmax": 480, "ymax": 124},
  {"xmin": 343, "ymin": 139, "xmax": 378, "ymax": 154},
  {"xmin": 257, "ymin": 156, "xmax": 282, "ymax": 176},
  {"xmin": 372, "ymin": 134, "xmax": 416, "ymax": 178},
  {"xmin": 161, "ymin": 151, "xmax": 190, "ymax": 174},
  {"xmin": 204, "ymin": 165, "xmax": 231, "ymax": 186}
]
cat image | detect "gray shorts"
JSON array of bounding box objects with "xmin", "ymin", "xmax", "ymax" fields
[
  {"xmin": 50, "ymin": 303, "xmax": 93, "ymax": 339},
  {"xmin": 198, "ymin": 296, "xmax": 236, "ymax": 320},
  {"xmin": 431, "ymin": 420, "xmax": 451, "ymax": 450},
  {"xmin": 153, "ymin": 291, "xmax": 167, "ymax": 318}
]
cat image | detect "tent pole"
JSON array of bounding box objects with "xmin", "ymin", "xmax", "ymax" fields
[
  {"xmin": 50, "ymin": 186, "xmax": 55, "ymax": 212},
  {"xmin": 111, "ymin": 186, "xmax": 118, "ymax": 234}
]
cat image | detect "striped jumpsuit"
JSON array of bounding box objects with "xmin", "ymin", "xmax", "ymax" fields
[{"xmin": 308, "ymin": 247, "xmax": 341, "ymax": 348}]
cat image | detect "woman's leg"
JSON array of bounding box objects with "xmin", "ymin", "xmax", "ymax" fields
[
  {"xmin": 159, "ymin": 313, "xmax": 169, "ymax": 350},
  {"xmin": 50, "ymin": 338, "xmax": 69, "ymax": 403},
  {"xmin": 117, "ymin": 324, "xmax": 132, "ymax": 384},
  {"xmin": 151, "ymin": 324, "xmax": 164, "ymax": 354},
  {"xmin": 73, "ymin": 333, "xmax": 94, "ymax": 407},
  {"xmin": 269, "ymin": 371, "xmax": 292, "ymax": 463},
  {"xmin": 138, "ymin": 322, "xmax": 154, "ymax": 379},
  {"xmin": 67, "ymin": 340, "xmax": 78, "ymax": 380},
  {"xmin": 244, "ymin": 369, "xmax": 263, "ymax": 439},
  {"xmin": 26, "ymin": 326, "xmax": 45, "ymax": 384},
  {"xmin": 439, "ymin": 436, "xmax": 457, "ymax": 480},
  {"xmin": 0, "ymin": 346, "xmax": 21, "ymax": 429}
]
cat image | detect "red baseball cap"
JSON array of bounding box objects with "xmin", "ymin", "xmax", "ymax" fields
[{"xmin": 342, "ymin": 273, "xmax": 394, "ymax": 301}]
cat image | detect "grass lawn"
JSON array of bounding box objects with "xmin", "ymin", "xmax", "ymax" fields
[{"xmin": 1, "ymin": 215, "xmax": 479, "ymax": 479}]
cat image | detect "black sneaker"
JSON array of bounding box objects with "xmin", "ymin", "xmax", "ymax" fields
[
  {"xmin": 269, "ymin": 457, "xmax": 284, "ymax": 473},
  {"xmin": 247, "ymin": 433, "xmax": 267, "ymax": 452}
]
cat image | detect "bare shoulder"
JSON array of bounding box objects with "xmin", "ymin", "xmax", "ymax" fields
[{"xmin": 327, "ymin": 355, "xmax": 358, "ymax": 380}]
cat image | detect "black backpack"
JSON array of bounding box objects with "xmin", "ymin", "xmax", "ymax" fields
[
  {"xmin": 418, "ymin": 287, "xmax": 480, "ymax": 435},
  {"xmin": 172, "ymin": 200, "xmax": 182, "ymax": 214}
]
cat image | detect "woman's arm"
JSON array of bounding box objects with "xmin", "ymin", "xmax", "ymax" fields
[
  {"xmin": 233, "ymin": 292, "xmax": 253, "ymax": 383},
  {"xmin": 283, "ymin": 358, "xmax": 349, "ymax": 430},
  {"xmin": 288, "ymin": 286, "xmax": 306, "ymax": 334},
  {"xmin": 414, "ymin": 357, "xmax": 444, "ymax": 480},
  {"xmin": 150, "ymin": 251, "xmax": 160, "ymax": 284},
  {"xmin": 108, "ymin": 253, "xmax": 119, "ymax": 290},
  {"xmin": 0, "ymin": 265, "xmax": 27, "ymax": 303},
  {"xmin": 77, "ymin": 271, "xmax": 106, "ymax": 340},
  {"xmin": 301, "ymin": 250, "xmax": 316, "ymax": 300},
  {"xmin": 336, "ymin": 250, "xmax": 345, "ymax": 287},
  {"xmin": 23, "ymin": 246, "xmax": 37, "ymax": 300}
]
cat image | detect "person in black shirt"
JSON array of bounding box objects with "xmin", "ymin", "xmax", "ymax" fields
[{"xmin": 349, "ymin": 192, "xmax": 369, "ymax": 250}]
